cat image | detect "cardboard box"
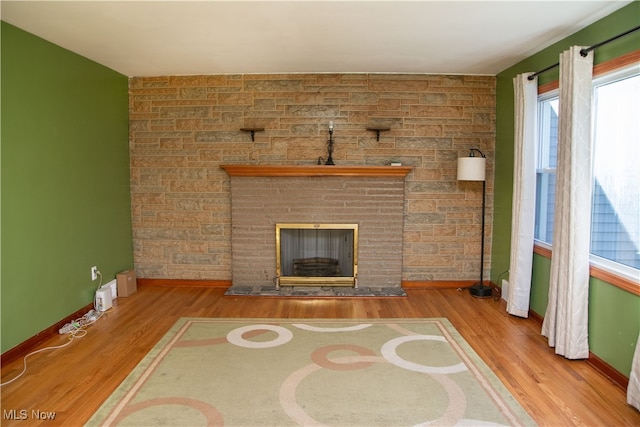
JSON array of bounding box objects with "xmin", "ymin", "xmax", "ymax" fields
[{"xmin": 117, "ymin": 270, "xmax": 137, "ymax": 297}]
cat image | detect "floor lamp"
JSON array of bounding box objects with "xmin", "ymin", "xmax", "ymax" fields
[{"xmin": 457, "ymin": 149, "xmax": 492, "ymax": 298}]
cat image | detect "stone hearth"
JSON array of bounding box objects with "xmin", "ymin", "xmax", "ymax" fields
[{"xmin": 224, "ymin": 285, "xmax": 407, "ymax": 297}]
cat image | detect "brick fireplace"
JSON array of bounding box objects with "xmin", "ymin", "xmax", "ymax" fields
[{"xmin": 222, "ymin": 165, "xmax": 412, "ymax": 289}]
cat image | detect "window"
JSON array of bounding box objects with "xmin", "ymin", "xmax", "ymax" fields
[
  {"xmin": 534, "ymin": 63, "xmax": 640, "ymax": 278},
  {"xmin": 534, "ymin": 94, "xmax": 558, "ymax": 244},
  {"xmin": 591, "ymin": 68, "xmax": 640, "ymax": 271}
]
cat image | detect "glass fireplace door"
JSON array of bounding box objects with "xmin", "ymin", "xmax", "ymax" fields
[{"xmin": 276, "ymin": 223, "xmax": 358, "ymax": 288}]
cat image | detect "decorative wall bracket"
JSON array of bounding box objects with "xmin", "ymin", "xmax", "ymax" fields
[
  {"xmin": 366, "ymin": 126, "xmax": 391, "ymax": 141},
  {"xmin": 240, "ymin": 127, "xmax": 265, "ymax": 142}
]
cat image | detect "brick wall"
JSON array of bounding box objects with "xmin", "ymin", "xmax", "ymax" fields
[{"xmin": 129, "ymin": 74, "xmax": 495, "ymax": 282}]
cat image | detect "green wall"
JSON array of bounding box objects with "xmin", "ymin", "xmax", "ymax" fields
[
  {"xmin": 1, "ymin": 22, "xmax": 133, "ymax": 352},
  {"xmin": 492, "ymin": 2, "xmax": 640, "ymax": 377}
]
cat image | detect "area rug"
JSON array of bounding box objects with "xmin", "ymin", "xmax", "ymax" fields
[
  {"xmin": 224, "ymin": 285, "xmax": 407, "ymax": 297},
  {"xmin": 86, "ymin": 318, "xmax": 536, "ymax": 426}
]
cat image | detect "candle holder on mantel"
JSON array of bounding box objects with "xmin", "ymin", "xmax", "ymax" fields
[
  {"xmin": 366, "ymin": 126, "xmax": 391, "ymax": 141},
  {"xmin": 325, "ymin": 121, "xmax": 335, "ymax": 165},
  {"xmin": 240, "ymin": 127, "xmax": 264, "ymax": 142}
]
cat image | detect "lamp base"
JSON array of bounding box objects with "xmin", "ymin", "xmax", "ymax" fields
[{"xmin": 469, "ymin": 283, "xmax": 493, "ymax": 298}]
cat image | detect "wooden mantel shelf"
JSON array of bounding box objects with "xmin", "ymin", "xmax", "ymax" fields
[{"xmin": 221, "ymin": 164, "xmax": 412, "ymax": 177}]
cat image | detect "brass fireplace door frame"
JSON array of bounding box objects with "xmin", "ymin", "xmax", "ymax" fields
[{"xmin": 275, "ymin": 223, "xmax": 358, "ymax": 289}]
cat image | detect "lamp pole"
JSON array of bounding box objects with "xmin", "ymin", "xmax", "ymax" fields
[{"xmin": 471, "ymin": 177, "xmax": 492, "ymax": 297}]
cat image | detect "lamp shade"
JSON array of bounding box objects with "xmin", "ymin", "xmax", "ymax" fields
[{"xmin": 457, "ymin": 157, "xmax": 486, "ymax": 181}]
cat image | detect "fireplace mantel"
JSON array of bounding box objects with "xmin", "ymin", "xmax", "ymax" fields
[{"xmin": 221, "ymin": 164, "xmax": 412, "ymax": 177}]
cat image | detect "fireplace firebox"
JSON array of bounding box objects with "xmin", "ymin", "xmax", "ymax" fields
[{"xmin": 276, "ymin": 223, "xmax": 358, "ymax": 288}]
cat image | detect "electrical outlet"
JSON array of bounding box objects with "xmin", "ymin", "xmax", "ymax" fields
[{"xmin": 91, "ymin": 266, "xmax": 98, "ymax": 281}]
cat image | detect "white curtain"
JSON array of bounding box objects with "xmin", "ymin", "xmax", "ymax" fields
[
  {"xmin": 628, "ymin": 334, "xmax": 640, "ymax": 410},
  {"xmin": 507, "ymin": 74, "xmax": 538, "ymax": 318},
  {"xmin": 541, "ymin": 46, "xmax": 593, "ymax": 359}
]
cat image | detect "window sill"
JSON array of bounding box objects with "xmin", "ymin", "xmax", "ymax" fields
[{"xmin": 533, "ymin": 243, "xmax": 640, "ymax": 296}]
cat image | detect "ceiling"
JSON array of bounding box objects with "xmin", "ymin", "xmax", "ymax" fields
[{"xmin": 1, "ymin": 1, "xmax": 632, "ymax": 77}]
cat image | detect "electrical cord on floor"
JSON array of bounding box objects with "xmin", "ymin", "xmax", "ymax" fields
[
  {"xmin": 0, "ymin": 327, "xmax": 83, "ymax": 387},
  {"xmin": 457, "ymin": 270, "xmax": 509, "ymax": 301},
  {"xmin": 492, "ymin": 286, "xmax": 502, "ymax": 301},
  {"xmin": 1, "ymin": 303, "xmax": 106, "ymax": 387}
]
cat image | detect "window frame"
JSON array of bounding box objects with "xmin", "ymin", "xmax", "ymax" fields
[{"xmin": 533, "ymin": 50, "xmax": 640, "ymax": 294}]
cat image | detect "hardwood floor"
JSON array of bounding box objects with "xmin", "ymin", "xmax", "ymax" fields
[{"xmin": 1, "ymin": 285, "xmax": 638, "ymax": 426}]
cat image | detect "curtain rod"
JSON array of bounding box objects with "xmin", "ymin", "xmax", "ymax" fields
[{"xmin": 527, "ymin": 25, "xmax": 640, "ymax": 80}]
